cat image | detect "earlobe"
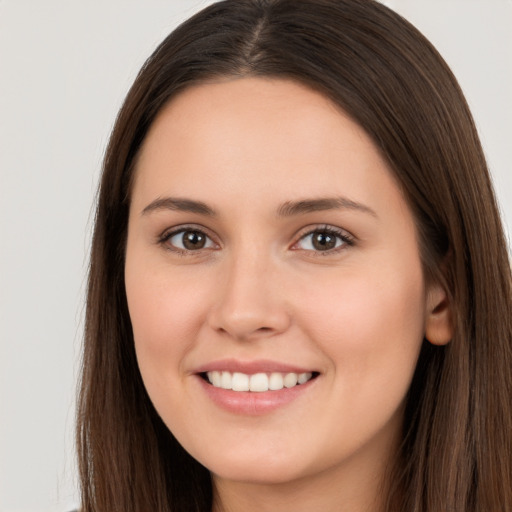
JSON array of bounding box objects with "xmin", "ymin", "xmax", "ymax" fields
[{"xmin": 425, "ymin": 283, "xmax": 454, "ymax": 346}]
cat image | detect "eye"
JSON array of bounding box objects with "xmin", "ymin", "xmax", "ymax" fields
[
  {"xmin": 294, "ymin": 227, "xmax": 354, "ymax": 252},
  {"xmin": 163, "ymin": 228, "xmax": 216, "ymax": 252}
]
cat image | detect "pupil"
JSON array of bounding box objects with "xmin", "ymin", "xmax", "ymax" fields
[
  {"xmin": 183, "ymin": 231, "xmax": 206, "ymax": 250},
  {"xmin": 312, "ymin": 232, "xmax": 336, "ymax": 251}
]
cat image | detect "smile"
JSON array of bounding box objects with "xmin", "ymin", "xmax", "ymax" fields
[
  {"xmin": 195, "ymin": 362, "xmax": 320, "ymax": 415},
  {"xmin": 205, "ymin": 371, "xmax": 315, "ymax": 392}
]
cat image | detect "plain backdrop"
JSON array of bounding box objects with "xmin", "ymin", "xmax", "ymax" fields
[{"xmin": 0, "ymin": 1, "xmax": 510, "ymax": 511}]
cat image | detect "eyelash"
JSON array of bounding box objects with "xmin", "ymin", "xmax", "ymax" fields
[
  {"xmin": 158, "ymin": 225, "xmax": 218, "ymax": 256},
  {"xmin": 158, "ymin": 224, "xmax": 355, "ymax": 256},
  {"xmin": 292, "ymin": 225, "xmax": 355, "ymax": 255}
]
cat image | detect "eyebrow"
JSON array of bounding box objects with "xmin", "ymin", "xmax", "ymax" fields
[
  {"xmin": 141, "ymin": 195, "xmax": 377, "ymax": 218},
  {"xmin": 277, "ymin": 197, "xmax": 377, "ymax": 218},
  {"xmin": 141, "ymin": 197, "xmax": 216, "ymax": 216}
]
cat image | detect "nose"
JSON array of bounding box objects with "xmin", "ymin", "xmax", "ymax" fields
[{"xmin": 207, "ymin": 251, "xmax": 291, "ymax": 341}]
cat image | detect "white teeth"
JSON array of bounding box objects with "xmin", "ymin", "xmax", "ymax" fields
[
  {"xmin": 268, "ymin": 372, "xmax": 284, "ymax": 391},
  {"xmin": 298, "ymin": 372, "xmax": 312, "ymax": 384},
  {"xmin": 205, "ymin": 370, "xmax": 314, "ymax": 392},
  {"xmin": 232, "ymin": 372, "xmax": 250, "ymax": 391},
  {"xmin": 249, "ymin": 373, "xmax": 269, "ymax": 392},
  {"xmin": 211, "ymin": 370, "xmax": 222, "ymax": 387},
  {"xmin": 220, "ymin": 371, "xmax": 232, "ymax": 389},
  {"xmin": 283, "ymin": 373, "xmax": 298, "ymax": 388}
]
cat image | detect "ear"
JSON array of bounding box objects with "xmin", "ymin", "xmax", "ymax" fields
[{"xmin": 425, "ymin": 282, "xmax": 453, "ymax": 346}]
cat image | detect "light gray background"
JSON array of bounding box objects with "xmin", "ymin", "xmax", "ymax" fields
[{"xmin": 1, "ymin": 1, "xmax": 510, "ymax": 511}]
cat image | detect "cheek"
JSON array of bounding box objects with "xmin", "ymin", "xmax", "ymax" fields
[
  {"xmin": 124, "ymin": 258, "xmax": 213, "ymax": 391},
  {"xmin": 287, "ymin": 263, "xmax": 427, "ymax": 461},
  {"xmin": 295, "ymin": 260, "xmax": 426, "ymax": 386}
]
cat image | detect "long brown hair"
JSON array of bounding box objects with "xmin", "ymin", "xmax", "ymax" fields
[{"xmin": 77, "ymin": 0, "xmax": 512, "ymax": 510}]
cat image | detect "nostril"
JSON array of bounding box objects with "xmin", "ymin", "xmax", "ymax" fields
[{"xmin": 207, "ymin": 297, "xmax": 292, "ymax": 340}]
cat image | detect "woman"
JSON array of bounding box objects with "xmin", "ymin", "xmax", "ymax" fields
[{"xmin": 77, "ymin": 0, "xmax": 512, "ymax": 510}]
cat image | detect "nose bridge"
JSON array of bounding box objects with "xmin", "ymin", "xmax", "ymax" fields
[{"xmin": 209, "ymin": 241, "xmax": 289, "ymax": 339}]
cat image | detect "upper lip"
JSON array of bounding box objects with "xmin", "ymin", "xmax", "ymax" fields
[{"xmin": 193, "ymin": 358, "xmax": 317, "ymax": 375}]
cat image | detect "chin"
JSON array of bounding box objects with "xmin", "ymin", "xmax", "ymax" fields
[
  {"xmin": 211, "ymin": 461, "xmax": 305, "ymax": 486},
  {"xmin": 195, "ymin": 444, "xmax": 311, "ymax": 485}
]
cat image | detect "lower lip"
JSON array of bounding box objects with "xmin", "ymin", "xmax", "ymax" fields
[{"xmin": 196, "ymin": 376, "xmax": 317, "ymax": 415}]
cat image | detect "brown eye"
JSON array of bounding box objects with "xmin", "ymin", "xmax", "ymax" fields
[
  {"xmin": 182, "ymin": 230, "xmax": 206, "ymax": 250},
  {"xmin": 311, "ymin": 232, "xmax": 337, "ymax": 251},
  {"xmin": 295, "ymin": 227, "xmax": 352, "ymax": 252},
  {"xmin": 167, "ymin": 229, "xmax": 215, "ymax": 251}
]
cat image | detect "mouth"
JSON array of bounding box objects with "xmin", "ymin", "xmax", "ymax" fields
[
  {"xmin": 194, "ymin": 361, "xmax": 320, "ymax": 414},
  {"xmin": 200, "ymin": 370, "xmax": 319, "ymax": 392}
]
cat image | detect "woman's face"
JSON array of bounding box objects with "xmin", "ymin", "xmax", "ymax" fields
[{"xmin": 125, "ymin": 78, "xmax": 447, "ymax": 492}]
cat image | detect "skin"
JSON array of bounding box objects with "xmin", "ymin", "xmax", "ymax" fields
[{"xmin": 125, "ymin": 77, "xmax": 452, "ymax": 512}]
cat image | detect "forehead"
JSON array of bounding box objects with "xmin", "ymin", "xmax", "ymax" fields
[
  {"xmin": 132, "ymin": 77, "xmax": 406, "ymax": 221},
  {"xmin": 136, "ymin": 77, "xmax": 354, "ymax": 173}
]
